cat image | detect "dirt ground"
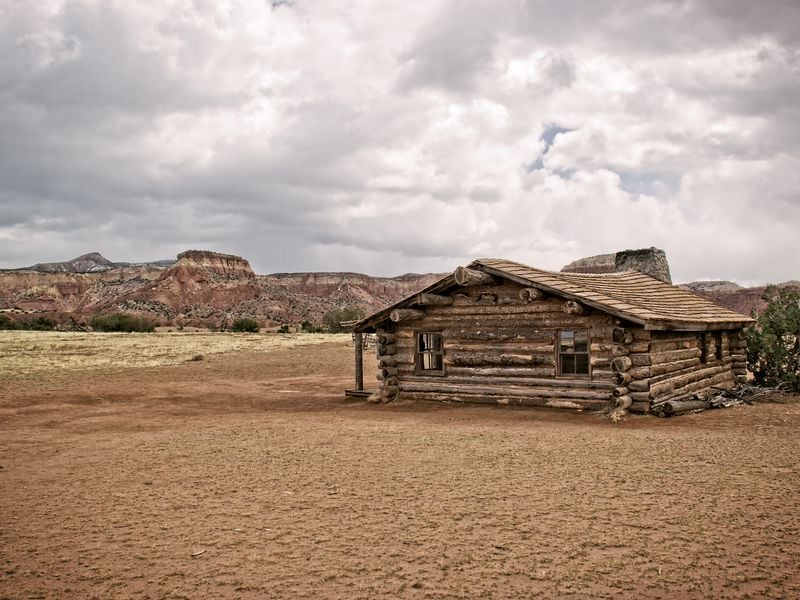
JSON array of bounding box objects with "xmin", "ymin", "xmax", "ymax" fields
[{"xmin": 1, "ymin": 336, "xmax": 799, "ymax": 599}]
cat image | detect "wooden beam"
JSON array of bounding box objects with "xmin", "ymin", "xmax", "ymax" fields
[
  {"xmin": 453, "ymin": 266, "xmax": 496, "ymax": 287},
  {"xmin": 389, "ymin": 309, "xmax": 425, "ymax": 323},
  {"xmin": 518, "ymin": 287, "xmax": 544, "ymax": 302},
  {"xmin": 415, "ymin": 293, "xmax": 453, "ymax": 306}
]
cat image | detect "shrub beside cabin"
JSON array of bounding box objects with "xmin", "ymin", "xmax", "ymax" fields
[{"xmin": 346, "ymin": 258, "xmax": 753, "ymax": 414}]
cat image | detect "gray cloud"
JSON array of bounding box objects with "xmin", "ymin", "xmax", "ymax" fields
[{"xmin": 0, "ymin": 0, "xmax": 799, "ymax": 283}]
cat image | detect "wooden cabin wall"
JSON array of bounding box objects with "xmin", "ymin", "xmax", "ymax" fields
[
  {"xmin": 380, "ymin": 281, "xmax": 619, "ymax": 410},
  {"xmin": 625, "ymin": 330, "xmax": 742, "ymax": 411}
]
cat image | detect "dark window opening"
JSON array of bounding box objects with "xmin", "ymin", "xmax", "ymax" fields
[
  {"xmin": 417, "ymin": 332, "xmax": 444, "ymax": 373},
  {"xmin": 558, "ymin": 330, "xmax": 589, "ymax": 376}
]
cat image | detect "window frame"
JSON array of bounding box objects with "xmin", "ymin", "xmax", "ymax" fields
[
  {"xmin": 415, "ymin": 331, "xmax": 445, "ymax": 376},
  {"xmin": 556, "ymin": 329, "xmax": 591, "ymax": 378}
]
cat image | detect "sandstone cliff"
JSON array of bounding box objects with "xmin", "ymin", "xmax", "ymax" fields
[{"xmin": 0, "ymin": 250, "xmax": 442, "ymax": 328}]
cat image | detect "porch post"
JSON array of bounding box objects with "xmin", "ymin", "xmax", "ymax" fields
[{"xmin": 354, "ymin": 332, "xmax": 364, "ymax": 391}]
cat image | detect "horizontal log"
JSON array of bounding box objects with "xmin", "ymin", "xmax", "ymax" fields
[
  {"xmin": 414, "ymin": 293, "xmax": 453, "ymax": 306},
  {"xmin": 401, "ymin": 374, "xmax": 615, "ymax": 389},
  {"xmin": 518, "ymin": 287, "xmax": 545, "ymax": 302},
  {"xmin": 611, "ymin": 356, "xmax": 633, "ymax": 373},
  {"xmin": 398, "ymin": 391, "xmax": 610, "ymax": 410},
  {"xmin": 381, "ymin": 367, "xmax": 399, "ymax": 378},
  {"xmin": 562, "ymin": 300, "xmax": 585, "ymax": 315},
  {"xmin": 379, "ymin": 356, "xmax": 397, "ymax": 368},
  {"xmin": 613, "ymin": 386, "xmax": 629, "ymax": 397},
  {"xmin": 445, "ymin": 342, "xmax": 555, "ymax": 354},
  {"xmin": 378, "ymin": 333, "xmax": 396, "ymax": 344},
  {"xmin": 383, "ymin": 385, "xmax": 399, "ymax": 396},
  {"xmin": 628, "ymin": 379, "xmax": 650, "ymax": 392},
  {"xmin": 612, "ymin": 371, "xmax": 632, "ymax": 385},
  {"xmin": 650, "ymin": 358, "xmax": 700, "ymax": 378},
  {"xmin": 629, "ymin": 391, "xmax": 651, "ymax": 402},
  {"xmin": 453, "ymin": 266, "xmax": 496, "ymax": 287},
  {"xmin": 630, "ymin": 354, "xmax": 652, "ymax": 367},
  {"xmin": 449, "ymin": 352, "xmax": 552, "ymax": 367},
  {"xmin": 650, "ymin": 348, "xmax": 702, "ymax": 364},
  {"xmin": 651, "ymin": 369, "xmax": 735, "ymax": 400},
  {"xmin": 591, "ymin": 369, "xmax": 614, "ymax": 380},
  {"xmin": 629, "ymin": 401, "xmax": 650, "ymax": 413},
  {"xmin": 376, "ymin": 343, "xmax": 397, "ymax": 355},
  {"xmin": 611, "ymin": 345, "xmax": 629, "ymax": 357},
  {"xmin": 662, "ymin": 399, "xmax": 710, "ymax": 415},
  {"xmin": 390, "ymin": 309, "xmax": 425, "ymax": 323},
  {"xmin": 632, "ymin": 329, "xmax": 651, "ymax": 341},
  {"xmin": 612, "ymin": 327, "xmax": 634, "ymax": 344},
  {"xmin": 399, "ymin": 381, "xmax": 612, "ymax": 400},
  {"xmin": 443, "ymin": 366, "xmax": 556, "ymax": 378},
  {"xmin": 426, "ymin": 303, "xmax": 572, "ymax": 316},
  {"xmin": 629, "ymin": 366, "xmax": 651, "ymax": 379},
  {"xmin": 630, "ymin": 341, "xmax": 650, "ymax": 353},
  {"xmin": 615, "ymin": 395, "xmax": 632, "ymax": 409},
  {"xmin": 441, "ymin": 328, "xmax": 555, "ymax": 343}
]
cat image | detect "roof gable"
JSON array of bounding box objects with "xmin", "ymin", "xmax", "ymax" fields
[{"xmin": 354, "ymin": 258, "xmax": 754, "ymax": 332}]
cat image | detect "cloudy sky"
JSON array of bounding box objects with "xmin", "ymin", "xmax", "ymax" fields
[{"xmin": 1, "ymin": 0, "xmax": 798, "ymax": 284}]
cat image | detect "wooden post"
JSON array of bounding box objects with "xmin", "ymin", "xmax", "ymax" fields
[{"xmin": 354, "ymin": 332, "xmax": 363, "ymax": 391}]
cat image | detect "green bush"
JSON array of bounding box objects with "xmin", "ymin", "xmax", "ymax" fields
[
  {"xmin": 20, "ymin": 317, "xmax": 56, "ymax": 331},
  {"xmin": 0, "ymin": 315, "xmax": 56, "ymax": 330},
  {"xmin": 745, "ymin": 286, "xmax": 800, "ymax": 392},
  {"xmin": 322, "ymin": 306, "xmax": 363, "ymax": 333},
  {"xmin": 231, "ymin": 317, "xmax": 259, "ymax": 333},
  {"xmin": 90, "ymin": 313, "xmax": 156, "ymax": 333},
  {"xmin": 278, "ymin": 324, "xmax": 291, "ymax": 334},
  {"xmin": 300, "ymin": 320, "xmax": 322, "ymax": 333}
]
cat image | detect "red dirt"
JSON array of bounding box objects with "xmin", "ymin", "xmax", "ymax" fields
[{"xmin": 1, "ymin": 341, "xmax": 799, "ymax": 599}]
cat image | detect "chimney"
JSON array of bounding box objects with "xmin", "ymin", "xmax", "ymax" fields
[{"xmin": 614, "ymin": 247, "xmax": 672, "ymax": 284}]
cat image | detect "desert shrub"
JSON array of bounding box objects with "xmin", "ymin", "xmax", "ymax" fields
[
  {"xmin": 231, "ymin": 317, "xmax": 259, "ymax": 333},
  {"xmin": 0, "ymin": 315, "xmax": 56, "ymax": 330},
  {"xmin": 19, "ymin": 317, "xmax": 57, "ymax": 331},
  {"xmin": 90, "ymin": 313, "xmax": 156, "ymax": 333},
  {"xmin": 278, "ymin": 324, "xmax": 291, "ymax": 334},
  {"xmin": 322, "ymin": 306, "xmax": 363, "ymax": 333},
  {"xmin": 300, "ymin": 320, "xmax": 322, "ymax": 333},
  {"xmin": 745, "ymin": 286, "xmax": 800, "ymax": 392}
]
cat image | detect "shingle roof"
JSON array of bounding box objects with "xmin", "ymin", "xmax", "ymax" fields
[
  {"xmin": 353, "ymin": 258, "xmax": 754, "ymax": 332},
  {"xmin": 474, "ymin": 258, "xmax": 753, "ymax": 330}
]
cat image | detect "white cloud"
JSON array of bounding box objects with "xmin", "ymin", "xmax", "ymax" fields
[{"xmin": 0, "ymin": 0, "xmax": 798, "ymax": 284}]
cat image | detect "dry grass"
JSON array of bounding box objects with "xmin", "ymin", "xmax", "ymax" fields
[{"xmin": 0, "ymin": 330, "xmax": 347, "ymax": 383}]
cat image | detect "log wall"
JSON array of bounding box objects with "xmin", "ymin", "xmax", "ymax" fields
[
  {"xmin": 386, "ymin": 282, "xmax": 618, "ymax": 410},
  {"xmin": 625, "ymin": 330, "xmax": 743, "ymax": 413}
]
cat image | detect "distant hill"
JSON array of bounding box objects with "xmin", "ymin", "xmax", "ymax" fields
[
  {"xmin": 0, "ymin": 250, "xmax": 442, "ymax": 329},
  {"xmin": 17, "ymin": 252, "xmax": 175, "ymax": 273}
]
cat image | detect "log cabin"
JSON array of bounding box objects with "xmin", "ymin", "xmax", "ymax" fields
[{"xmin": 346, "ymin": 258, "xmax": 754, "ymax": 414}]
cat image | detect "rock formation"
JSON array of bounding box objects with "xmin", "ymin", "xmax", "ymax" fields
[
  {"xmin": 561, "ymin": 246, "xmax": 672, "ymax": 283},
  {"xmin": 0, "ymin": 250, "xmax": 442, "ymax": 329}
]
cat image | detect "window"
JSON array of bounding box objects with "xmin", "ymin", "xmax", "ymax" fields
[
  {"xmin": 416, "ymin": 332, "xmax": 444, "ymax": 373},
  {"xmin": 702, "ymin": 332, "xmax": 723, "ymax": 363},
  {"xmin": 558, "ymin": 330, "xmax": 589, "ymax": 376}
]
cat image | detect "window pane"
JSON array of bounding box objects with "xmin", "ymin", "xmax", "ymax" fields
[
  {"xmin": 419, "ymin": 334, "xmax": 428, "ymax": 351},
  {"xmin": 561, "ymin": 354, "xmax": 575, "ymax": 374},
  {"xmin": 430, "ymin": 353, "xmax": 442, "ymax": 370},
  {"xmin": 574, "ymin": 331, "xmax": 588, "ymax": 352},
  {"xmin": 429, "ymin": 334, "xmax": 442, "ymax": 351},
  {"xmin": 575, "ymin": 353, "xmax": 589, "ymax": 374},
  {"xmin": 560, "ymin": 330, "xmax": 574, "ymax": 352}
]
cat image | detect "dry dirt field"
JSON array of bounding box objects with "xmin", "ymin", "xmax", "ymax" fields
[{"xmin": 1, "ymin": 331, "xmax": 799, "ymax": 599}]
